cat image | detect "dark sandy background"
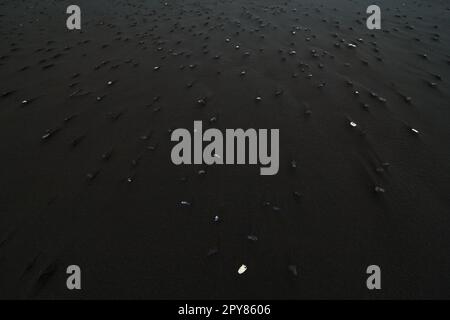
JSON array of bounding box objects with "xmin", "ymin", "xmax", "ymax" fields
[{"xmin": 0, "ymin": 0, "xmax": 449, "ymax": 299}]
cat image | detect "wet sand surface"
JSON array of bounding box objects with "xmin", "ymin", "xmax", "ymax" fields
[{"xmin": 0, "ymin": 0, "xmax": 449, "ymax": 299}]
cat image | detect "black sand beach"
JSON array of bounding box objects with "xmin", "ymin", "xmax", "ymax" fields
[{"xmin": 0, "ymin": 0, "xmax": 449, "ymax": 299}]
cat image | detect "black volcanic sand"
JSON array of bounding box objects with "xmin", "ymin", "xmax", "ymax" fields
[{"xmin": 0, "ymin": 0, "xmax": 449, "ymax": 299}]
